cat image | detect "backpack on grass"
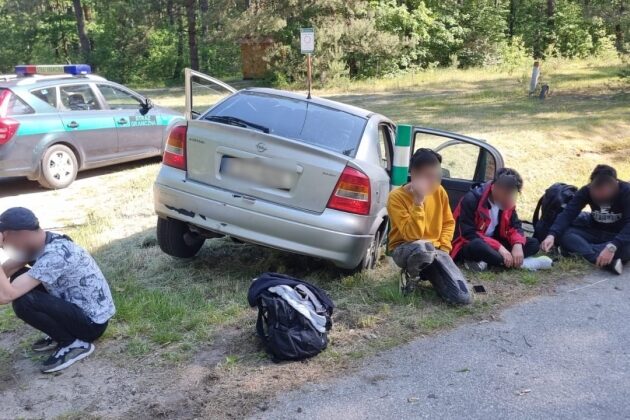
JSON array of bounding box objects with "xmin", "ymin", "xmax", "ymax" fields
[
  {"xmin": 247, "ymin": 273, "xmax": 334, "ymax": 362},
  {"xmin": 532, "ymin": 183, "xmax": 577, "ymax": 241}
]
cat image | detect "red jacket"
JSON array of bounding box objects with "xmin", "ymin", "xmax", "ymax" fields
[{"xmin": 451, "ymin": 183, "xmax": 527, "ymax": 259}]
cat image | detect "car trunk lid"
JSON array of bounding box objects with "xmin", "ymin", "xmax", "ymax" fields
[{"xmin": 186, "ymin": 121, "xmax": 350, "ymax": 213}]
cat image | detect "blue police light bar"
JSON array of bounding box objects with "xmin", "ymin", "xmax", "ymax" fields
[{"xmin": 14, "ymin": 64, "xmax": 92, "ymax": 76}]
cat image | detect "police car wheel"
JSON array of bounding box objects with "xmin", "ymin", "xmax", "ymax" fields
[{"xmin": 38, "ymin": 145, "xmax": 78, "ymax": 189}]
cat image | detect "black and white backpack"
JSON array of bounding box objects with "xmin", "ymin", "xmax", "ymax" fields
[
  {"xmin": 247, "ymin": 273, "xmax": 334, "ymax": 362},
  {"xmin": 532, "ymin": 183, "xmax": 577, "ymax": 241}
]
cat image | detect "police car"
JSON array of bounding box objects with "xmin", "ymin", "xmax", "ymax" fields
[{"xmin": 0, "ymin": 64, "xmax": 182, "ymax": 189}]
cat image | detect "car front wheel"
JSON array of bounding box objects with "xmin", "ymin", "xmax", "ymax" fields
[
  {"xmin": 38, "ymin": 144, "xmax": 78, "ymax": 189},
  {"xmin": 157, "ymin": 217, "xmax": 205, "ymax": 258}
]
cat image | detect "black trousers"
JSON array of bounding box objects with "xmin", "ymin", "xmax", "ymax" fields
[
  {"xmin": 559, "ymin": 223, "xmax": 630, "ymax": 265},
  {"xmin": 10, "ymin": 269, "xmax": 108, "ymax": 346},
  {"xmin": 458, "ymin": 237, "xmax": 540, "ymax": 267}
]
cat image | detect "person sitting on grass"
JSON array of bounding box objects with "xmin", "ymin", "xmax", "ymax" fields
[
  {"xmin": 541, "ymin": 164, "xmax": 630, "ymax": 274},
  {"xmin": 0, "ymin": 207, "xmax": 115, "ymax": 373},
  {"xmin": 450, "ymin": 168, "xmax": 552, "ymax": 272},
  {"xmin": 387, "ymin": 148, "xmax": 472, "ymax": 305}
]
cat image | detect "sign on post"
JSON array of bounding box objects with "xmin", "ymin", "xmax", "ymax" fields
[
  {"xmin": 300, "ymin": 28, "xmax": 315, "ymax": 54},
  {"xmin": 301, "ymin": 28, "xmax": 315, "ymax": 99}
]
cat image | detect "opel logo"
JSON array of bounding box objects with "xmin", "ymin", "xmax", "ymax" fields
[{"xmin": 256, "ymin": 142, "xmax": 267, "ymax": 153}]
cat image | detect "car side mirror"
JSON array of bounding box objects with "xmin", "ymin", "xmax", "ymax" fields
[{"xmin": 140, "ymin": 98, "xmax": 153, "ymax": 115}]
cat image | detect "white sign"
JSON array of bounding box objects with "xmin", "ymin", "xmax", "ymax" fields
[{"xmin": 300, "ymin": 28, "xmax": 315, "ymax": 54}]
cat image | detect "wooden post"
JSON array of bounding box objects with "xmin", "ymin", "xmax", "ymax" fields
[
  {"xmin": 307, "ymin": 54, "xmax": 312, "ymax": 99},
  {"xmin": 529, "ymin": 61, "xmax": 541, "ymax": 96}
]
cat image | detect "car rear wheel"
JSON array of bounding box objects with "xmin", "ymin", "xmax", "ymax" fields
[
  {"xmin": 347, "ymin": 229, "xmax": 383, "ymax": 274},
  {"xmin": 157, "ymin": 217, "xmax": 205, "ymax": 258},
  {"xmin": 38, "ymin": 144, "xmax": 78, "ymax": 189}
]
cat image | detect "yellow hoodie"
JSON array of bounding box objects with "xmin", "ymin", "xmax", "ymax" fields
[{"xmin": 387, "ymin": 185, "xmax": 455, "ymax": 252}]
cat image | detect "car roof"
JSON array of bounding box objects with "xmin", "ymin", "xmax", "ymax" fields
[
  {"xmin": 0, "ymin": 74, "xmax": 107, "ymax": 91},
  {"xmin": 243, "ymin": 87, "xmax": 375, "ymax": 119}
]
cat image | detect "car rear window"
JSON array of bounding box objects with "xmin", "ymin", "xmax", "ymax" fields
[
  {"xmin": 0, "ymin": 88, "xmax": 34, "ymax": 117},
  {"xmin": 204, "ymin": 92, "xmax": 367, "ymax": 156}
]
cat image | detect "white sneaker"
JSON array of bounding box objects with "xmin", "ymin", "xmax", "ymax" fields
[
  {"xmin": 521, "ymin": 256, "xmax": 553, "ymax": 271},
  {"xmin": 611, "ymin": 258, "xmax": 623, "ymax": 275}
]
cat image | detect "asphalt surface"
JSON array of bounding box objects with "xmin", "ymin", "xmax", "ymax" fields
[{"xmin": 254, "ymin": 269, "xmax": 630, "ymax": 420}]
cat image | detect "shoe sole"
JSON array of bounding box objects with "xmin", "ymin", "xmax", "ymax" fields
[{"xmin": 41, "ymin": 344, "xmax": 95, "ymax": 374}]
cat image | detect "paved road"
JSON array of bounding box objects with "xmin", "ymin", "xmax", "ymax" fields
[{"xmin": 255, "ymin": 270, "xmax": 630, "ymax": 420}]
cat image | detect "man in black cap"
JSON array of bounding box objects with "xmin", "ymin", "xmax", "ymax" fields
[
  {"xmin": 541, "ymin": 164, "xmax": 630, "ymax": 274},
  {"xmin": 0, "ymin": 207, "xmax": 115, "ymax": 373}
]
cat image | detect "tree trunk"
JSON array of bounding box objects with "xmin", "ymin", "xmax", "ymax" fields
[
  {"xmin": 199, "ymin": 0, "xmax": 209, "ymax": 70},
  {"xmin": 71, "ymin": 0, "xmax": 91, "ymax": 62},
  {"xmin": 186, "ymin": 0, "xmax": 199, "ymax": 71},
  {"xmin": 508, "ymin": 0, "xmax": 516, "ymax": 38},
  {"xmin": 616, "ymin": 23, "xmax": 625, "ymax": 52},
  {"xmin": 167, "ymin": 0, "xmax": 175, "ymax": 25},
  {"xmin": 173, "ymin": 8, "xmax": 185, "ymax": 79},
  {"xmin": 546, "ymin": 0, "xmax": 555, "ymax": 22}
]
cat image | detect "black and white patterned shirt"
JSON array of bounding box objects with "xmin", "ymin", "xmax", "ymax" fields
[{"xmin": 28, "ymin": 233, "xmax": 116, "ymax": 324}]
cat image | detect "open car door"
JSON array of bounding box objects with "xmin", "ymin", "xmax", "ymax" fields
[
  {"xmin": 184, "ymin": 68, "xmax": 237, "ymax": 120},
  {"xmin": 412, "ymin": 127, "xmax": 504, "ymax": 209}
]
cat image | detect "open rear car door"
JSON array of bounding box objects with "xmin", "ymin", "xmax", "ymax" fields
[{"xmin": 412, "ymin": 127, "xmax": 504, "ymax": 209}]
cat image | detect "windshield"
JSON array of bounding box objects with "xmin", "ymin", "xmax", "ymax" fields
[{"xmin": 204, "ymin": 92, "xmax": 367, "ymax": 156}]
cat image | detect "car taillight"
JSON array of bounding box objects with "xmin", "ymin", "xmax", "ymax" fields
[
  {"xmin": 163, "ymin": 125, "xmax": 187, "ymax": 170},
  {"xmin": 0, "ymin": 118, "xmax": 19, "ymax": 145},
  {"xmin": 327, "ymin": 166, "xmax": 371, "ymax": 215}
]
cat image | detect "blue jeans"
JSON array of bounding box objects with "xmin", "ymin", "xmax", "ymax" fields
[{"xmin": 559, "ymin": 214, "xmax": 630, "ymax": 265}]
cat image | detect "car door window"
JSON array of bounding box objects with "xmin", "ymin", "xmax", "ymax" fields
[
  {"xmin": 59, "ymin": 84, "xmax": 101, "ymax": 111},
  {"xmin": 31, "ymin": 87, "xmax": 58, "ymax": 108},
  {"xmin": 377, "ymin": 124, "xmax": 393, "ymax": 172},
  {"xmin": 413, "ymin": 132, "xmax": 496, "ymax": 183},
  {"xmin": 98, "ymin": 84, "xmax": 143, "ymax": 110}
]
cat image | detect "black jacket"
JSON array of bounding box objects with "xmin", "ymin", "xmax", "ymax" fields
[
  {"xmin": 549, "ymin": 181, "xmax": 630, "ymax": 248},
  {"xmin": 247, "ymin": 272, "xmax": 334, "ymax": 314}
]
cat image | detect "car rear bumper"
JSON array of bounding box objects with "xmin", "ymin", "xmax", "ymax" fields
[{"xmin": 154, "ymin": 170, "xmax": 374, "ymax": 269}]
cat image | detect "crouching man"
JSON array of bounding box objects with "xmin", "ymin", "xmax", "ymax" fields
[
  {"xmin": 387, "ymin": 148, "xmax": 472, "ymax": 305},
  {"xmin": 0, "ymin": 207, "xmax": 115, "ymax": 373},
  {"xmin": 451, "ymin": 168, "xmax": 551, "ymax": 271},
  {"xmin": 541, "ymin": 165, "xmax": 630, "ymax": 274}
]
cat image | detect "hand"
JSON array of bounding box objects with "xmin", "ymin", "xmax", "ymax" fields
[
  {"xmin": 499, "ymin": 246, "xmax": 514, "ymax": 268},
  {"xmin": 404, "ymin": 183, "xmax": 425, "ymax": 206},
  {"xmin": 512, "ymin": 244, "xmax": 524, "ymax": 267},
  {"xmin": 541, "ymin": 235, "xmax": 555, "ymax": 253},
  {"xmin": 596, "ymin": 248, "xmax": 615, "ymax": 268}
]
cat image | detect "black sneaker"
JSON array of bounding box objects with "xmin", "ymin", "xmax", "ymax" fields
[
  {"xmin": 32, "ymin": 336, "xmax": 57, "ymax": 352},
  {"xmin": 41, "ymin": 343, "xmax": 95, "ymax": 373}
]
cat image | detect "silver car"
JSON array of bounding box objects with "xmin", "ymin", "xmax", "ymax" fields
[{"xmin": 153, "ymin": 69, "xmax": 504, "ymax": 270}]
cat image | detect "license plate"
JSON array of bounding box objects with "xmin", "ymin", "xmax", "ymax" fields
[{"xmin": 220, "ymin": 157, "xmax": 296, "ymax": 190}]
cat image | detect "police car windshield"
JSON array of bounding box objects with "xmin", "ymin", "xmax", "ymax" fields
[{"xmin": 204, "ymin": 92, "xmax": 367, "ymax": 156}]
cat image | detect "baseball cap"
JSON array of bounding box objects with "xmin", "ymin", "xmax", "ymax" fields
[{"xmin": 0, "ymin": 207, "xmax": 40, "ymax": 232}]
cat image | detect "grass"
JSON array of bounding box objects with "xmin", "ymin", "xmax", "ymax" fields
[{"xmin": 0, "ymin": 57, "xmax": 627, "ymax": 417}]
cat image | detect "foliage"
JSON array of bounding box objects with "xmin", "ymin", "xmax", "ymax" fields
[{"xmin": 0, "ymin": 0, "xmax": 627, "ymax": 85}]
